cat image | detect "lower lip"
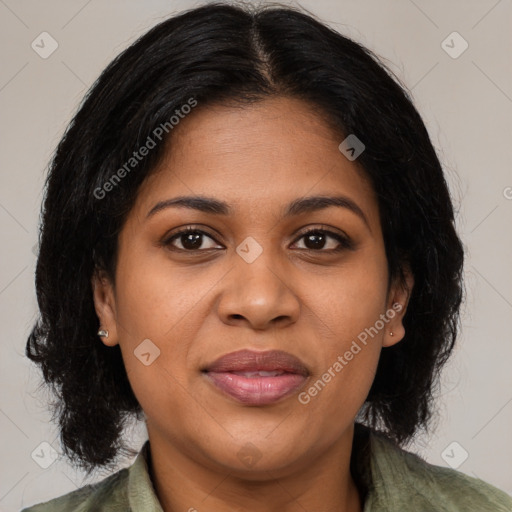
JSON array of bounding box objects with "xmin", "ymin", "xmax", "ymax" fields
[{"xmin": 204, "ymin": 372, "xmax": 307, "ymax": 405}]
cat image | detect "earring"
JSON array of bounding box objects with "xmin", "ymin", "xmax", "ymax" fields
[
  {"xmin": 389, "ymin": 332, "xmax": 394, "ymax": 337},
  {"xmin": 97, "ymin": 328, "xmax": 109, "ymax": 338}
]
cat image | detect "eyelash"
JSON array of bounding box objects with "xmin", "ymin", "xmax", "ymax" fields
[{"xmin": 162, "ymin": 225, "xmax": 354, "ymax": 253}]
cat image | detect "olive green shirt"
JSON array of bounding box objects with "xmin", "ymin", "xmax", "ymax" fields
[{"xmin": 21, "ymin": 424, "xmax": 512, "ymax": 511}]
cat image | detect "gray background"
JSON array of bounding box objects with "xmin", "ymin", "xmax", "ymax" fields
[{"xmin": 1, "ymin": 0, "xmax": 511, "ymax": 509}]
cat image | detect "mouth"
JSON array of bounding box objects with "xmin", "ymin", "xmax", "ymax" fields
[{"xmin": 202, "ymin": 349, "xmax": 310, "ymax": 406}]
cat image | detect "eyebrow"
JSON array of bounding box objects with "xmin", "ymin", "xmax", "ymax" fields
[{"xmin": 146, "ymin": 194, "xmax": 370, "ymax": 229}]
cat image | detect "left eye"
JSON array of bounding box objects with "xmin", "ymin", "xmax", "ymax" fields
[{"xmin": 292, "ymin": 229, "xmax": 353, "ymax": 252}]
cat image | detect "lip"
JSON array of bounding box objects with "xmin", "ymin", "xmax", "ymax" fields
[{"xmin": 202, "ymin": 349, "xmax": 309, "ymax": 406}]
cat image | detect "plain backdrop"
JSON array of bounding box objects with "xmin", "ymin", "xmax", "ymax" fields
[{"xmin": 1, "ymin": 0, "xmax": 511, "ymax": 509}]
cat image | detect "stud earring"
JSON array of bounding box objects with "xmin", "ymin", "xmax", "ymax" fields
[
  {"xmin": 97, "ymin": 328, "xmax": 109, "ymax": 338},
  {"xmin": 389, "ymin": 332, "xmax": 394, "ymax": 337}
]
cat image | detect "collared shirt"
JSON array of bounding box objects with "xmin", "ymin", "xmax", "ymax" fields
[{"xmin": 21, "ymin": 423, "xmax": 512, "ymax": 511}]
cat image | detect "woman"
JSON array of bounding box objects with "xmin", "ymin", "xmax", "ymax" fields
[{"xmin": 22, "ymin": 2, "xmax": 512, "ymax": 511}]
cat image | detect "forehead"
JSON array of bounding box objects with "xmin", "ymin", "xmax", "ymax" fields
[{"xmin": 131, "ymin": 96, "xmax": 379, "ymax": 227}]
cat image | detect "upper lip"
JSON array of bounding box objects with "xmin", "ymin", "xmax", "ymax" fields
[{"xmin": 203, "ymin": 349, "xmax": 310, "ymax": 376}]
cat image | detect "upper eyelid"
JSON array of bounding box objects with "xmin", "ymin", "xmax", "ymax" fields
[{"xmin": 294, "ymin": 225, "xmax": 349, "ymax": 240}]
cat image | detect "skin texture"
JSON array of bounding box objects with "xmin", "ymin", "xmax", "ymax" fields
[{"xmin": 92, "ymin": 96, "xmax": 413, "ymax": 512}]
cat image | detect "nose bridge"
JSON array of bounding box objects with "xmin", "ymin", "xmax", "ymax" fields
[{"xmin": 217, "ymin": 236, "xmax": 300, "ymax": 329}]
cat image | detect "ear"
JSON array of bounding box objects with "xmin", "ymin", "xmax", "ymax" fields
[
  {"xmin": 91, "ymin": 269, "xmax": 119, "ymax": 347},
  {"xmin": 382, "ymin": 267, "xmax": 414, "ymax": 348}
]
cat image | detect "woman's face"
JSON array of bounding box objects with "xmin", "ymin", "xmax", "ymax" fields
[{"xmin": 93, "ymin": 96, "xmax": 411, "ymax": 477}]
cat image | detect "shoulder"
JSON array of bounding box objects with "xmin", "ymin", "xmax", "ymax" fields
[
  {"xmin": 20, "ymin": 467, "xmax": 130, "ymax": 512},
  {"xmin": 368, "ymin": 431, "xmax": 512, "ymax": 512}
]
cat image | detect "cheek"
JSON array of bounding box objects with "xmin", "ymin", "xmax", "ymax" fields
[
  {"xmin": 307, "ymin": 250, "xmax": 389, "ymax": 344},
  {"xmin": 297, "ymin": 250, "xmax": 387, "ymax": 410},
  {"xmin": 297, "ymin": 297, "xmax": 384, "ymax": 441},
  {"xmin": 112, "ymin": 255, "xmax": 222, "ymax": 422},
  {"xmin": 114, "ymin": 248, "xmax": 210, "ymax": 342}
]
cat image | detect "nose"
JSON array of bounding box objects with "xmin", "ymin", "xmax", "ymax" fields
[{"xmin": 216, "ymin": 252, "xmax": 301, "ymax": 331}]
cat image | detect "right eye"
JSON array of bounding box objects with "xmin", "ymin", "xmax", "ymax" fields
[{"xmin": 162, "ymin": 227, "xmax": 224, "ymax": 252}]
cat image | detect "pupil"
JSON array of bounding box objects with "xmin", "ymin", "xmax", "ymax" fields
[
  {"xmin": 306, "ymin": 232, "xmax": 325, "ymax": 249},
  {"xmin": 183, "ymin": 233, "xmax": 202, "ymax": 250}
]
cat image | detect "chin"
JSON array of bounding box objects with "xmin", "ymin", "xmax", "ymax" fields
[{"xmin": 199, "ymin": 435, "xmax": 309, "ymax": 479}]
